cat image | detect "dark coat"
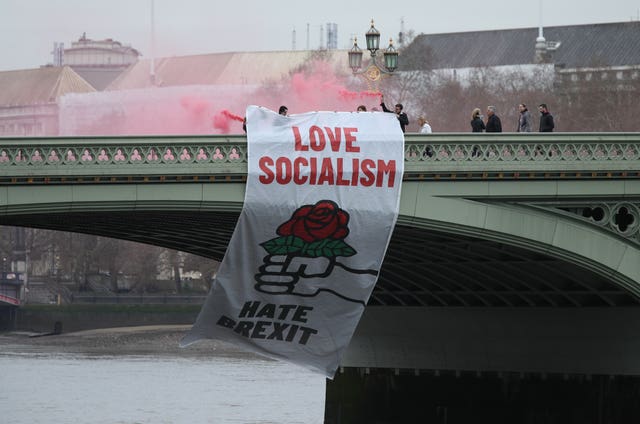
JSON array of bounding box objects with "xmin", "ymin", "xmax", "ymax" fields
[
  {"xmin": 485, "ymin": 114, "xmax": 502, "ymax": 132},
  {"xmin": 471, "ymin": 117, "xmax": 485, "ymax": 132},
  {"xmin": 381, "ymin": 102, "xmax": 409, "ymax": 133},
  {"xmin": 539, "ymin": 112, "xmax": 555, "ymax": 132}
]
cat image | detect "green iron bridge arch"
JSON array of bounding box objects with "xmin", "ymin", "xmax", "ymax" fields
[{"xmin": 3, "ymin": 133, "xmax": 640, "ymax": 375}]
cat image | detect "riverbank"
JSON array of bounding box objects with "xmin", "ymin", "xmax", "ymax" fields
[
  {"xmin": 14, "ymin": 304, "xmax": 202, "ymax": 333},
  {"xmin": 0, "ymin": 325, "xmax": 265, "ymax": 360}
]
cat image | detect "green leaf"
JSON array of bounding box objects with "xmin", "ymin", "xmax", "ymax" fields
[
  {"xmin": 260, "ymin": 235, "xmax": 304, "ymax": 255},
  {"xmin": 301, "ymin": 238, "xmax": 356, "ymax": 258}
]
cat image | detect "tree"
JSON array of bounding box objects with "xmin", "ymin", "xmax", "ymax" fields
[{"xmin": 182, "ymin": 253, "xmax": 219, "ymax": 292}]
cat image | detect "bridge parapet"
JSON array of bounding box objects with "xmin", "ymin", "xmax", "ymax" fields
[
  {"xmin": 403, "ymin": 132, "xmax": 640, "ymax": 178},
  {"xmin": 1, "ymin": 133, "xmax": 640, "ymax": 183},
  {"xmin": 0, "ymin": 135, "xmax": 246, "ymax": 182}
]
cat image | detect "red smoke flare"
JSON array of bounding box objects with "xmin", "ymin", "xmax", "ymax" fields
[
  {"xmin": 212, "ymin": 109, "xmax": 244, "ymax": 134},
  {"xmin": 221, "ymin": 109, "xmax": 244, "ymax": 122}
]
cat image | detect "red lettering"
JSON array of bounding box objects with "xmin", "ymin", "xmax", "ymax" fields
[
  {"xmin": 317, "ymin": 157, "xmax": 335, "ymax": 185},
  {"xmin": 360, "ymin": 159, "xmax": 376, "ymax": 186},
  {"xmin": 292, "ymin": 126, "xmax": 308, "ymax": 151},
  {"xmin": 259, "ymin": 156, "xmax": 274, "ymax": 184},
  {"xmin": 324, "ymin": 127, "xmax": 342, "ymax": 152},
  {"xmin": 259, "ymin": 155, "xmax": 393, "ymax": 187},
  {"xmin": 377, "ymin": 160, "xmax": 396, "ymax": 187},
  {"xmin": 351, "ymin": 158, "xmax": 360, "ymax": 186},
  {"xmin": 293, "ymin": 157, "xmax": 308, "ymax": 184},
  {"xmin": 294, "ymin": 126, "xmax": 359, "ymax": 153},
  {"xmin": 309, "ymin": 126, "xmax": 325, "ymax": 152},
  {"xmin": 275, "ymin": 157, "xmax": 292, "ymax": 184},
  {"xmin": 309, "ymin": 157, "xmax": 317, "ymax": 185},
  {"xmin": 344, "ymin": 128, "xmax": 359, "ymax": 152},
  {"xmin": 336, "ymin": 158, "xmax": 350, "ymax": 186}
]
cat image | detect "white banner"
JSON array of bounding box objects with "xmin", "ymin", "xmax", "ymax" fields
[{"xmin": 182, "ymin": 105, "xmax": 404, "ymax": 377}]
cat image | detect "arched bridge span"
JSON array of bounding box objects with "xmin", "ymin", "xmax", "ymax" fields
[{"xmin": 3, "ymin": 133, "xmax": 640, "ymax": 374}]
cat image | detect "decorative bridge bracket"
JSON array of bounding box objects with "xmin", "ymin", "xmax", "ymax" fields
[{"xmin": 529, "ymin": 202, "xmax": 640, "ymax": 247}]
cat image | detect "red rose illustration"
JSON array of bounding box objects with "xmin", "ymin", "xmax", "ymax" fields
[{"xmin": 276, "ymin": 200, "xmax": 349, "ymax": 243}]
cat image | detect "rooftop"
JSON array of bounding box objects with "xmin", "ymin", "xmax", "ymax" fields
[
  {"xmin": 107, "ymin": 50, "xmax": 349, "ymax": 90},
  {"xmin": 0, "ymin": 66, "xmax": 95, "ymax": 107},
  {"xmin": 404, "ymin": 21, "xmax": 640, "ymax": 70}
]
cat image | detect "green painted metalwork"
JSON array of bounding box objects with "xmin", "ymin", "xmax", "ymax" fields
[
  {"xmin": 0, "ymin": 135, "xmax": 246, "ymax": 180},
  {"xmin": 3, "ymin": 133, "xmax": 640, "ymax": 307},
  {"xmin": 2, "ymin": 133, "xmax": 640, "ymax": 182}
]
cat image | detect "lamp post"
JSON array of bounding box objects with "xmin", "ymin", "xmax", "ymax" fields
[{"xmin": 348, "ymin": 19, "xmax": 399, "ymax": 90}]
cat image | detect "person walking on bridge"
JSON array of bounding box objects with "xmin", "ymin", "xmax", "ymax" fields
[
  {"xmin": 517, "ymin": 103, "xmax": 532, "ymax": 132},
  {"xmin": 538, "ymin": 103, "xmax": 555, "ymax": 132},
  {"xmin": 485, "ymin": 106, "xmax": 502, "ymax": 133}
]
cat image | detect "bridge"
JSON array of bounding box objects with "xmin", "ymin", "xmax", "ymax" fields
[{"xmin": 2, "ymin": 133, "xmax": 640, "ymax": 379}]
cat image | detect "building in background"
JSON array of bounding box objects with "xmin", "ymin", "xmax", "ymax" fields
[
  {"xmin": 396, "ymin": 21, "xmax": 640, "ymax": 131},
  {"xmin": 2, "ymin": 22, "xmax": 637, "ymax": 136},
  {"xmin": 62, "ymin": 33, "xmax": 141, "ymax": 90},
  {"xmin": 326, "ymin": 23, "xmax": 338, "ymax": 50},
  {"xmin": 106, "ymin": 49, "xmax": 348, "ymax": 89},
  {"xmin": 0, "ymin": 66, "xmax": 95, "ymax": 136},
  {"xmin": 402, "ymin": 21, "xmax": 640, "ymax": 87}
]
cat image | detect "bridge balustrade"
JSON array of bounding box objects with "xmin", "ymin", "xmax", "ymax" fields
[{"xmin": 1, "ymin": 133, "xmax": 639, "ymax": 183}]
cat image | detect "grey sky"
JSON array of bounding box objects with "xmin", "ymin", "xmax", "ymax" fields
[{"xmin": 1, "ymin": 0, "xmax": 639, "ymax": 71}]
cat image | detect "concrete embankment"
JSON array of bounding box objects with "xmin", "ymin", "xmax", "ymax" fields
[
  {"xmin": 15, "ymin": 304, "xmax": 202, "ymax": 333},
  {"xmin": 4, "ymin": 304, "xmax": 264, "ymax": 359}
]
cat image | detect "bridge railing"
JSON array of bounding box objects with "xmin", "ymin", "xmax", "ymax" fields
[
  {"xmin": 71, "ymin": 294, "xmax": 206, "ymax": 305},
  {"xmin": 0, "ymin": 293, "xmax": 20, "ymax": 306},
  {"xmin": 2, "ymin": 133, "xmax": 640, "ymax": 182}
]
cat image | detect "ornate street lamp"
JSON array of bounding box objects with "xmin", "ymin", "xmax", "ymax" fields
[
  {"xmin": 348, "ymin": 19, "xmax": 399, "ymax": 87},
  {"xmin": 348, "ymin": 40, "xmax": 363, "ymax": 73},
  {"xmin": 365, "ymin": 21, "xmax": 380, "ymax": 55}
]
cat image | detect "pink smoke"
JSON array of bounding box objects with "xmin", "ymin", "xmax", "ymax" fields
[
  {"xmin": 211, "ymin": 109, "xmax": 245, "ymax": 134},
  {"xmin": 212, "ymin": 113, "xmax": 231, "ymax": 134},
  {"xmin": 58, "ymin": 59, "xmax": 389, "ymax": 136},
  {"xmin": 180, "ymin": 96, "xmax": 210, "ymax": 115}
]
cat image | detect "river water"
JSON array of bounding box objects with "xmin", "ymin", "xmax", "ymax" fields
[{"xmin": 0, "ymin": 351, "xmax": 326, "ymax": 423}]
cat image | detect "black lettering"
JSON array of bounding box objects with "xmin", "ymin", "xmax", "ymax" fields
[
  {"xmin": 216, "ymin": 315, "xmax": 236, "ymax": 329},
  {"xmin": 256, "ymin": 303, "xmax": 276, "ymax": 319},
  {"xmin": 234, "ymin": 321, "xmax": 254, "ymax": 337},
  {"xmin": 239, "ymin": 301, "xmax": 260, "ymax": 318},
  {"xmin": 277, "ymin": 304, "xmax": 297, "ymax": 320},
  {"xmin": 298, "ymin": 326, "xmax": 318, "ymax": 345},
  {"xmin": 292, "ymin": 305, "xmax": 313, "ymax": 323},
  {"xmin": 267, "ymin": 322, "xmax": 290, "ymax": 340},
  {"xmin": 285, "ymin": 324, "xmax": 299, "ymax": 342},
  {"xmin": 251, "ymin": 321, "xmax": 270, "ymax": 339}
]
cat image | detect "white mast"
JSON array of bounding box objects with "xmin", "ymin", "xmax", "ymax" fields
[
  {"xmin": 535, "ymin": 0, "xmax": 548, "ymax": 63},
  {"xmin": 538, "ymin": 0, "xmax": 545, "ymax": 40},
  {"xmin": 150, "ymin": 0, "xmax": 156, "ymax": 85},
  {"xmin": 292, "ymin": 27, "xmax": 296, "ymax": 50}
]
